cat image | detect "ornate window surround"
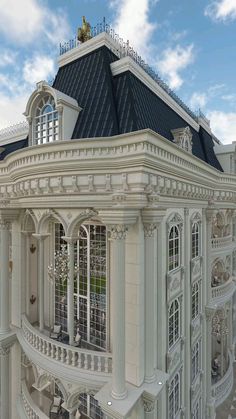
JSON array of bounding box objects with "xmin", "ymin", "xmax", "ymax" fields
[
  {"xmin": 171, "ymin": 126, "xmax": 193, "ymax": 153},
  {"xmin": 191, "ymin": 213, "xmax": 201, "ymax": 260},
  {"xmin": 168, "ymin": 298, "xmax": 180, "ymax": 349},
  {"xmin": 168, "ymin": 371, "xmax": 181, "ymax": 419},
  {"xmin": 24, "ymin": 81, "xmax": 81, "ymax": 146},
  {"xmin": 167, "ymin": 213, "xmax": 183, "ymax": 273}
]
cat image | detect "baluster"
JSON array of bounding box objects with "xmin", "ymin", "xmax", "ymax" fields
[
  {"xmin": 66, "ymin": 349, "xmax": 70, "ymax": 365},
  {"xmin": 46, "ymin": 341, "xmax": 50, "ymax": 357},
  {"xmin": 104, "ymin": 357, "xmax": 109, "ymax": 373},
  {"xmin": 78, "ymin": 352, "xmax": 82, "ymax": 368},
  {"xmin": 97, "ymin": 356, "xmax": 102, "ymax": 372},
  {"xmin": 91, "ymin": 354, "xmax": 95, "ymax": 371},
  {"xmin": 84, "ymin": 353, "xmax": 88, "ymax": 370},
  {"xmin": 55, "ymin": 345, "xmax": 60, "ymax": 361},
  {"xmin": 72, "ymin": 351, "xmax": 76, "ymax": 367},
  {"xmin": 61, "ymin": 348, "xmax": 65, "ymax": 363}
]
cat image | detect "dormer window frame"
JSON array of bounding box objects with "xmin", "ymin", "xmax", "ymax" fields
[
  {"xmin": 24, "ymin": 81, "xmax": 82, "ymax": 147},
  {"xmin": 171, "ymin": 126, "xmax": 193, "ymax": 153}
]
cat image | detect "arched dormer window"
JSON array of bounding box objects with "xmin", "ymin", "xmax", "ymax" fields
[
  {"xmin": 168, "ymin": 298, "xmax": 180, "ymax": 349},
  {"xmin": 35, "ymin": 95, "xmax": 59, "ymax": 144},
  {"xmin": 24, "ymin": 81, "xmax": 81, "ymax": 146},
  {"xmin": 168, "ymin": 225, "xmax": 180, "ymax": 271}
]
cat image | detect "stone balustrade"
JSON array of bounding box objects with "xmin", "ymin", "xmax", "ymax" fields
[
  {"xmin": 211, "ymin": 235, "xmax": 232, "ymax": 249},
  {"xmin": 211, "ymin": 277, "xmax": 236, "ymax": 302},
  {"xmin": 212, "ymin": 351, "xmax": 233, "ymax": 407},
  {"xmin": 21, "ymin": 380, "xmax": 48, "ymax": 419},
  {"xmin": 21, "ymin": 315, "xmax": 112, "ymax": 374}
]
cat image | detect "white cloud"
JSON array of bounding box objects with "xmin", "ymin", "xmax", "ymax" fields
[
  {"xmin": 0, "ymin": 50, "xmax": 17, "ymax": 67},
  {"xmin": 0, "ymin": 91, "xmax": 29, "ymax": 129},
  {"xmin": 0, "ymin": 0, "xmax": 70, "ymax": 45},
  {"xmin": 207, "ymin": 110, "xmax": 236, "ymax": 143},
  {"xmin": 157, "ymin": 44, "xmax": 194, "ymax": 90},
  {"xmin": 205, "ymin": 0, "xmax": 236, "ymax": 21},
  {"xmin": 23, "ymin": 55, "xmax": 55, "ymax": 86},
  {"xmin": 110, "ymin": 0, "xmax": 156, "ymax": 57},
  {"xmin": 189, "ymin": 92, "xmax": 207, "ymax": 110}
]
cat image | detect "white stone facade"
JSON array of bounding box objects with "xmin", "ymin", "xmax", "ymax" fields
[{"xmin": 0, "ymin": 29, "xmax": 236, "ymax": 419}]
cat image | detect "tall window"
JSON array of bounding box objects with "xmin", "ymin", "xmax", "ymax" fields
[
  {"xmin": 192, "ymin": 398, "xmax": 201, "ymax": 419},
  {"xmin": 168, "ymin": 299, "xmax": 180, "ymax": 349},
  {"xmin": 191, "ymin": 282, "xmax": 200, "ymax": 320},
  {"xmin": 35, "ymin": 95, "xmax": 58, "ymax": 144},
  {"xmin": 192, "ymin": 222, "xmax": 200, "ymax": 259},
  {"xmin": 168, "ymin": 373, "xmax": 180, "ymax": 419},
  {"xmin": 192, "ymin": 341, "xmax": 200, "ymax": 382},
  {"xmin": 168, "ymin": 225, "xmax": 180, "ymax": 271},
  {"xmin": 78, "ymin": 393, "xmax": 104, "ymax": 419},
  {"xmin": 54, "ymin": 222, "xmax": 108, "ymax": 351}
]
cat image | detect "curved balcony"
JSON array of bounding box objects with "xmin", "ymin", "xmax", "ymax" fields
[
  {"xmin": 211, "ymin": 277, "xmax": 236, "ymax": 304},
  {"xmin": 212, "ymin": 350, "xmax": 233, "ymax": 407},
  {"xmin": 18, "ymin": 380, "xmax": 49, "ymax": 419},
  {"xmin": 211, "ymin": 235, "xmax": 232, "ymax": 250},
  {"xmin": 18, "ymin": 315, "xmax": 112, "ymax": 385}
]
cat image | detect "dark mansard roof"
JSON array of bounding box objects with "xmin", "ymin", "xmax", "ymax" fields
[{"xmin": 2, "ymin": 43, "xmax": 222, "ymax": 171}]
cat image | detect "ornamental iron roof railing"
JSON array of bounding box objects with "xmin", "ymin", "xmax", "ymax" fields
[{"xmin": 60, "ymin": 18, "xmax": 208, "ymax": 124}]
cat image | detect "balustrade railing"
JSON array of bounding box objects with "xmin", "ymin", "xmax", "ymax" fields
[
  {"xmin": 211, "ymin": 277, "xmax": 235, "ymax": 300},
  {"xmin": 211, "ymin": 235, "xmax": 232, "ymax": 249},
  {"xmin": 21, "ymin": 380, "xmax": 49, "ymax": 419},
  {"xmin": 212, "ymin": 351, "xmax": 233, "ymax": 407},
  {"xmin": 21, "ymin": 315, "xmax": 112, "ymax": 374}
]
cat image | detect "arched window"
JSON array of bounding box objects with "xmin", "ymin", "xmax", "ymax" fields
[
  {"xmin": 191, "ymin": 281, "xmax": 200, "ymax": 320},
  {"xmin": 168, "ymin": 225, "xmax": 180, "ymax": 271},
  {"xmin": 192, "ymin": 222, "xmax": 200, "ymax": 259},
  {"xmin": 168, "ymin": 299, "xmax": 180, "ymax": 349},
  {"xmin": 168, "ymin": 372, "xmax": 180, "ymax": 419},
  {"xmin": 34, "ymin": 95, "xmax": 58, "ymax": 144}
]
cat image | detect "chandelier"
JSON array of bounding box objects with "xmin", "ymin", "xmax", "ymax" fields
[{"xmin": 48, "ymin": 244, "xmax": 78, "ymax": 285}]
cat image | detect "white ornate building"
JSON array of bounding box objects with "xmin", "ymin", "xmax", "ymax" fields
[{"xmin": 0, "ymin": 20, "xmax": 236, "ymax": 419}]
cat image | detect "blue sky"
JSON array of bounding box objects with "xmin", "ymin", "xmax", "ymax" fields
[{"xmin": 0, "ymin": 0, "xmax": 236, "ymax": 143}]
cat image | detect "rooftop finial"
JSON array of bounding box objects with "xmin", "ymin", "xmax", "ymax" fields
[{"xmin": 77, "ymin": 16, "xmax": 91, "ymax": 43}]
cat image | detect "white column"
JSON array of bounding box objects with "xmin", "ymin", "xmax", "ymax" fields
[
  {"xmin": 205, "ymin": 307, "xmax": 215, "ymax": 419},
  {"xmin": 0, "ymin": 344, "xmax": 10, "ymax": 419},
  {"xmin": 0, "ymin": 220, "xmax": 10, "ymax": 334},
  {"xmin": 33, "ymin": 234, "xmax": 49, "ymax": 332},
  {"xmin": 22, "ymin": 232, "xmax": 31, "ymax": 317},
  {"xmin": 183, "ymin": 208, "xmax": 191, "ymax": 418},
  {"xmin": 63, "ymin": 236, "xmax": 77, "ymax": 346},
  {"xmin": 110, "ymin": 224, "xmax": 128, "ymax": 399},
  {"xmin": 143, "ymin": 223, "xmax": 157, "ymax": 383}
]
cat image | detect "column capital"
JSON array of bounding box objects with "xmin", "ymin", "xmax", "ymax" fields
[
  {"xmin": 0, "ymin": 344, "xmax": 10, "ymax": 356},
  {"xmin": 32, "ymin": 233, "xmax": 50, "ymax": 241},
  {"xmin": 143, "ymin": 223, "xmax": 157, "ymax": 238},
  {"xmin": 205, "ymin": 207, "xmax": 215, "ymax": 222},
  {"xmin": 109, "ymin": 224, "xmax": 128, "ymax": 240},
  {"xmin": 0, "ymin": 219, "xmax": 10, "ymax": 230},
  {"xmin": 142, "ymin": 397, "xmax": 155, "ymax": 413},
  {"xmin": 61, "ymin": 236, "xmax": 78, "ymax": 244},
  {"xmin": 98, "ymin": 209, "xmax": 139, "ymax": 227}
]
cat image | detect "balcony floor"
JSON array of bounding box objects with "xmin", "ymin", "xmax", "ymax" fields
[{"xmin": 216, "ymin": 364, "xmax": 236, "ymax": 419}]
